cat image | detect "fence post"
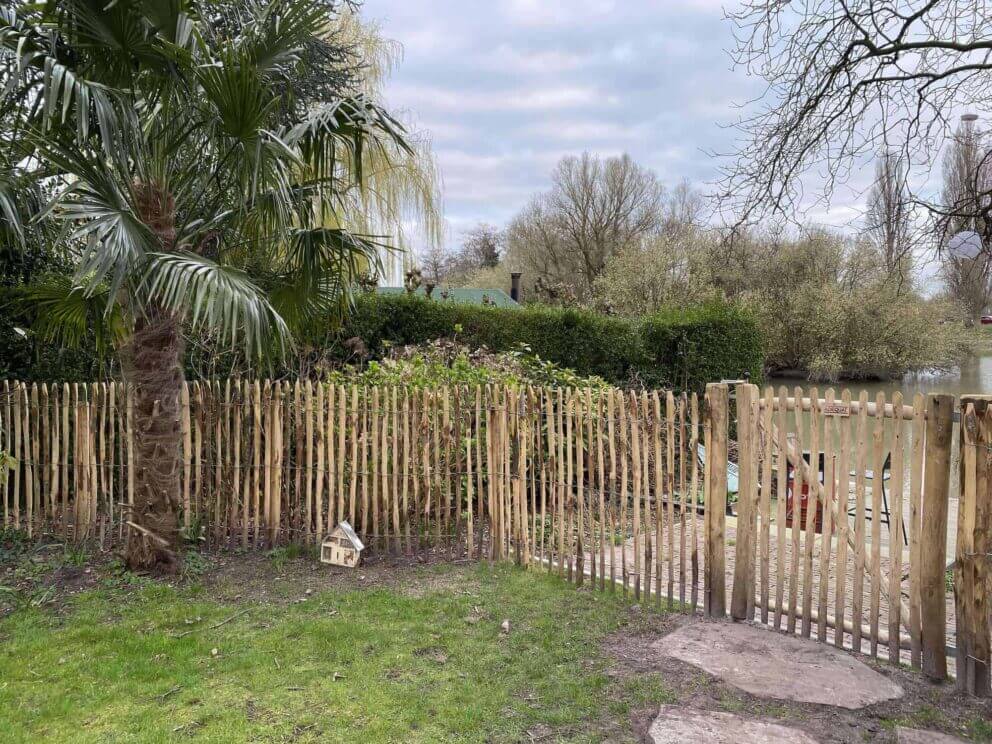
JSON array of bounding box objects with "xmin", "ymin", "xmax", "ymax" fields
[
  {"xmin": 956, "ymin": 396, "xmax": 991, "ymax": 697},
  {"xmin": 705, "ymin": 383, "xmax": 729, "ymax": 618},
  {"xmin": 921, "ymin": 393, "xmax": 954, "ymax": 681},
  {"xmin": 731, "ymin": 383, "xmax": 757, "ymax": 620}
]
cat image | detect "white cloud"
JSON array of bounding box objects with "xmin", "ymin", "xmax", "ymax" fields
[
  {"xmin": 478, "ymin": 45, "xmax": 587, "ymax": 75},
  {"xmin": 500, "ymin": 0, "xmax": 618, "ymax": 28},
  {"xmin": 389, "ymin": 83, "xmax": 605, "ymax": 113},
  {"xmin": 525, "ymin": 119, "xmax": 649, "ymax": 142}
]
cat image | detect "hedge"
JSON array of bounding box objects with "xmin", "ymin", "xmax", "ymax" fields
[
  {"xmin": 3, "ymin": 288, "xmax": 763, "ymax": 390},
  {"xmin": 334, "ymin": 294, "xmax": 763, "ymax": 392},
  {"xmin": 638, "ymin": 303, "xmax": 764, "ymax": 390}
]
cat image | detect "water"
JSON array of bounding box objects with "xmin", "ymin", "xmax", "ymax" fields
[
  {"xmin": 768, "ymin": 352, "xmax": 992, "ymax": 400},
  {"xmin": 766, "ymin": 354, "xmax": 992, "ymax": 538}
]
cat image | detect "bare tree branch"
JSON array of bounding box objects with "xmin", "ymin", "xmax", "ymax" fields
[{"xmin": 719, "ymin": 0, "xmax": 992, "ymax": 232}]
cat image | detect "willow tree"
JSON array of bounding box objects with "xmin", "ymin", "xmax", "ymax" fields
[{"xmin": 0, "ymin": 0, "xmax": 433, "ymax": 572}]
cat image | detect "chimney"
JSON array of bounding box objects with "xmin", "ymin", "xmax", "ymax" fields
[{"xmin": 510, "ymin": 272, "xmax": 522, "ymax": 303}]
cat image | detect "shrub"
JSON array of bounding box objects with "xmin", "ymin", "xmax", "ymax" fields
[
  {"xmin": 754, "ymin": 282, "xmax": 976, "ymax": 381},
  {"xmin": 336, "ymin": 293, "xmax": 643, "ymax": 383},
  {"xmin": 328, "ymin": 339, "xmax": 610, "ymax": 389},
  {"xmin": 334, "ymin": 294, "xmax": 761, "ymax": 391}
]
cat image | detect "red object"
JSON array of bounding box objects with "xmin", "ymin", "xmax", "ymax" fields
[
  {"xmin": 981, "ymin": 315, "xmax": 992, "ymax": 325},
  {"xmin": 785, "ymin": 464, "xmax": 823, "ymax": 533}
]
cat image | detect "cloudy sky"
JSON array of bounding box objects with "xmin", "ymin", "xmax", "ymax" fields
[
  {"xmin": 362, "ymin": 1, "xmax": 751, "ymax": 239},
  {"xmin": 362, "ymin": 0, "xmax": 881, "ymax": 251}
]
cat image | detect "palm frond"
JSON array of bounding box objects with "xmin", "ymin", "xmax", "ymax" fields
[
  {"xmin": 283, "ymin": 96, "xmax": 412, "ymax": 187},
  {"xmin": 140, "ymin": 251, "xmax": 289, "ymax": 358},
  {"xmin": 0, "ymin": 171, "xmax": 31, "ymax": 245},
  {"xmin": 268, "ymin": 227, "xmax": 388, "ymax": 331},
  {"xmin": 16, "ymin": 274, "xmax": 126, "ymax": 354},
  {"xmin": 33, "ymin": 137, "xmax": 158, "ymax": 299},
  {"xmin": 0, "ymin": 6, "xmax": 127, "ymax": 150},
  {"xmin": 134, "ymin": 0, "xmax": 196, "ymax": 48},
  {"xmin": 196, "ymin": 48, "xmax": 278, "ymax": 144},
  {"xmin": 240, "ymin": 0, "xmax": 329, "ymax": 75}
]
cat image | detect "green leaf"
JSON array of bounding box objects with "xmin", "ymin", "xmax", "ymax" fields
[{"xmin": 140, "ymin": 252, "xmax": 289, "ymax": 358}]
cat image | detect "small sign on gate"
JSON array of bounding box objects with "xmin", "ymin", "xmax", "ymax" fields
[{"xmin": 821, "ymin": 402, "xmax": 851, "ymax": 417}]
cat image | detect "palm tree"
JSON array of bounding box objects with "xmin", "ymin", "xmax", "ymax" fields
[{"xmin": 0, "ymin": 0, "xmax": 421, "ymax": 572}]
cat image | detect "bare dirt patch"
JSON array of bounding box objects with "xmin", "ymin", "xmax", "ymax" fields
[
  {"xmin": 202, "ymin": 549, "xmax": 482, "ymax": 605},
  {"xmin": 604, "ymin": 615, "xmax": 992, "ymax": 743},
  {"xmin": 0, "ymin": 539, "xmax": 119, "ymax": 617}
]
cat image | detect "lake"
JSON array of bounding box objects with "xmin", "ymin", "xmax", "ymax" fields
[
  {"xmin": 769, "ymin": 352, "xmax": 992, "ymax": 400},
  {"xmin": 766, "ymin": 354, "xmax": 991, "ymax": 553}
]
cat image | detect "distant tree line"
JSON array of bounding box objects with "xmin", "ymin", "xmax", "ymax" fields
[{"xmin": 423, "ymin": 149, "xmax": 977, "ymax": 382}]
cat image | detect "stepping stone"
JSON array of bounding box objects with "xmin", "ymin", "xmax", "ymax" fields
[
  {"xmin": 897, "ymin": 727, "xmax": 968, "ymax": 744},
  {"xmin": 655, "ymin": 621, "xmax": 902, "ymax": 709},
  {"xmin": 648, "ymin": 705, "xmax": 818, "ymax": 743}
]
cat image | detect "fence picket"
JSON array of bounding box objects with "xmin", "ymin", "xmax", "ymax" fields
[
  {"xmin": 788, "ymin": 385, "xmax": 805, "ymax": 634},
  {"xmin": 870, "ymin": 391, "xmax": 886, "ymax": 656},
  {"xmin": 607, "ymin": 389, "xmax": 617, "ymax": 590},
  {"xmin": 909, "ymin": 393, "xmax": 925, "ymax": 668},
  {"xmin": 853, "ymin": 390, "xmax": 868, "ymax": 653},
  {"xmin": 834, "ymin": 388, "xmax": 852, "ymax": 648},
  {"xmin": 618, "ymin": 389, "xmax": 629, "ymax": 595},
  {"xmin": 652, "ymin": 391, "xmax": 663, "ymax": 607},
  {"xmin": 732, "ymin": 383, "xmax": 755, "ymax": 621},
  {"xmin": 704, "ymin": 383, "xmax": 728, "ymax": 618},
  {"xmin": 689, "ymin": 393, "xmax": 700, "ymax": 612},
  {"xmin": 955, "ymin": 397, "xmax": 992, "ymax": 696},
  {"xmin": 888, "ymin": 391, "xmax": 905, "ymax": 663},
  {"xmin": 818, "ymin": 388, "xmax": 835, "ymax": 643},
  {"xmin": 774, "ymin": 386, "xmax": 788, "ymax": 630},
  {"xmin": 760, "ymin": 387, "xmax": 773, "ymax": 625},
  {"xmin": 921, "ymin": 394, "xmax": 954, "ymax": 681},
  {"xmin": 666, "ymin": 391, "xmax": 676, "ymax": 608}
]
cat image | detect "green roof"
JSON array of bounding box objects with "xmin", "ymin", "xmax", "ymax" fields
[{"xmin": 376, "ymin": 287, "xmax": 519, "ymax": 308}]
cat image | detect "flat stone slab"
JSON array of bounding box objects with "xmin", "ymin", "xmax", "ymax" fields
[
  {"xmin": 655, "ymin": 621, "xmax": 903, "ymax": 709},
  {"xmin": 648, "ymin": 705, "xmax": 818, "ymax": 743},
  {"xmin": 897, "ymin": 727, "xmax": 968, "ymax": 744}
]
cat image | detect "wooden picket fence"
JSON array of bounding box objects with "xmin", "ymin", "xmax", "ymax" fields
[
  {"xmin": 721, "ymin": 384, "xmax": 989, "ymax": 696},
  {"xmin": 0, "ymin": 379, "xmax": 988, "ymax": 696},
  {"xmin": 0, "ymin": 381, "xmax": 703, "ymax": 578}
]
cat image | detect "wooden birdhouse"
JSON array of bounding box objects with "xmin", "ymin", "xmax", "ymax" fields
[{"xmin": 320, "ymin": 521, "xmax": 364, "ymax": 567}]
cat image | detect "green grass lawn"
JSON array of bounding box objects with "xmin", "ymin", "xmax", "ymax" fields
[{"xmin": 0, "ymin": 559, "xmax": 668, "ymax": 743}]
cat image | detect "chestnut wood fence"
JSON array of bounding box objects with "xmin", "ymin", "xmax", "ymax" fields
[{"xmin": 0, "ymin": 379, "xmax": 988, "ymax": 696}]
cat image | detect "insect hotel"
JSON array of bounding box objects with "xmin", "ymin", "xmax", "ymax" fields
[{"xmin": 320, "ymin": 521, "xmax": 365, "ymax": 567}]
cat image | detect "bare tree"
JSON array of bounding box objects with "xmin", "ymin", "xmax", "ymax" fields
[
  {"xmin": 720, "ymin": 1, "xmax": 992, "ymax": 230},
  {"xmin": 662, "ymin": 178, "xmax": 706, "ymax": 239},
  {"xmin": 940, "ymin": 119, "xmax": 992, "ymax": 321},
  {"xmin": 506, "ymin": 152, "xmax": 665, "ymax": 295},
  {"xmin": 461, "ymin": 223, "xmax": 503, "ymax": 269},
  {"xmin": 940, "ymin": 118, "xmax": 992, "ymax": 243},
  {"xmin": 864, "ymin": 151, "xmax": 913, "ymax": 288},
  {"xmin": 443, "ymin": 223, "xmax": 505, "ymax": 283},
  {"xmin": 419, "ymin": 242, "xmax": 450, "ymax": 285}
]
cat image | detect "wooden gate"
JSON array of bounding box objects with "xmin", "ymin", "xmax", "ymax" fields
[{"xmin": 704, "ymin": 383, "xmax": 990, "ymax": 696}]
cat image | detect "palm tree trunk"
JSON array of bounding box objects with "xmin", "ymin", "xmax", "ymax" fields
[
  {"xmin": 125, "ymin": 181, "xmax": 183, "ymax": 573},
  {"xmin": 124, "ymin": 306, "xmax": 184, "ymax": 573}
]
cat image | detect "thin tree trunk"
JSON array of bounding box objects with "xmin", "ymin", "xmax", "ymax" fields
[{"xmin": 125, "ymin": 181, "xmax": 183, "ymax": 573}]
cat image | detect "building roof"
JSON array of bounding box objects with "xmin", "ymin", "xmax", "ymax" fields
[
  {"xmin": 376, "ymin": 286, "xmax": 519, "ymax": 308},
  {"xmin": 332, "ymin": 520, "xmax": 364, "ymax": 551}
]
